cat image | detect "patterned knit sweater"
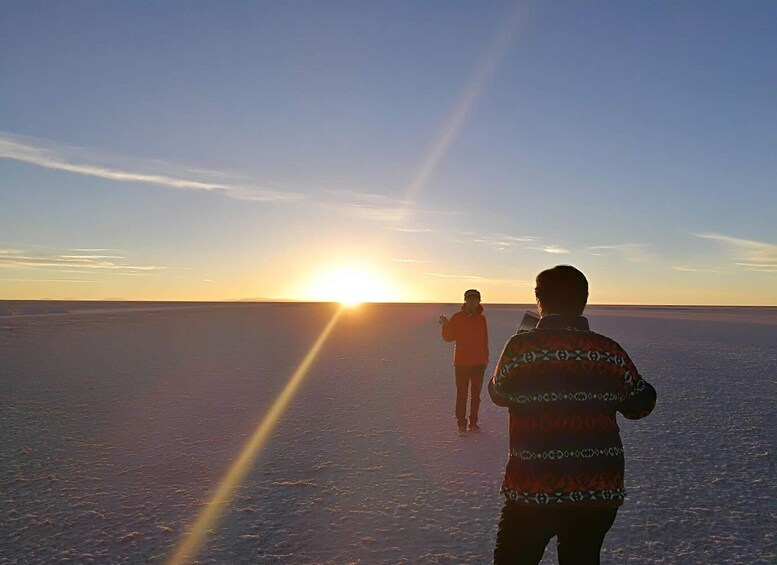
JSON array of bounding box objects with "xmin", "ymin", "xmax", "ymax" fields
[{"xmin": 488, "ymin": 314, "xmax": 656, "ymax": 507}]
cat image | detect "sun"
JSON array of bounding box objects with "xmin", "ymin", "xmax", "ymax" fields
[{"xmin": 304, "ymin": 265, "xmax": 400, "ymax": 306}]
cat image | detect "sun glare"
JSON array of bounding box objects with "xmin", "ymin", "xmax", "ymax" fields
[{"xmin": 305, "ymin": 265, "xmax": 400, "ymax": 306}]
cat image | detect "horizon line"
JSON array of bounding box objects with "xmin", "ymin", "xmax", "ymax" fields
[{"xmin": 1, "ymin": 298, "xmax": 776, "ymax": 308}]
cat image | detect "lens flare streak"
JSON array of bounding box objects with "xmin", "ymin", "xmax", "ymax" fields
[
  {"xmin": 401, "ymin": 2, "xmax": 526, "ymax": 214},
  {"xmin": 167, "ymin": 306, "xmax": 345, "ymax": 565}
]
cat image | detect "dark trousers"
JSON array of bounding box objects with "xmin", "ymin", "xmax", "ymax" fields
[
  {"xmin": 454, "ymin": 364, "xmax": 485, "ymax": 426},
  {"xmin": 494, "ymin": 501, "xmax": 618, "ymax": 565}
]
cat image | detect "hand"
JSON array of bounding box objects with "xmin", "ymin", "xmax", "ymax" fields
[{"xmin": 439, "ymin": 315, "xmax": 449, "ymax": 325}]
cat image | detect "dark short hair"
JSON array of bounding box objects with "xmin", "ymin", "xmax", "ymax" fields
[
  {"xmin": 464, "ymin": 289, "xmax": 481, "ymax": 300},
  {"xmin": 535, "ymin": 265, "xmax": 588, "ymax": 315}
]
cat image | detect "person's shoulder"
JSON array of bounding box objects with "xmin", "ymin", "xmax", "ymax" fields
[
  {"xmin": 501, "ymin": 330, "xmax": 538, "ymax": 352},
  {"xmin": 583, "ymin": 330, "xmax": 630, "ymax": 355}
]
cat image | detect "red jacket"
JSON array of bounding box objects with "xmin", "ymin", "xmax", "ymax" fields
[{"xmin": 441, "ymin": 305, "xmax": 489, "ymax": 366}]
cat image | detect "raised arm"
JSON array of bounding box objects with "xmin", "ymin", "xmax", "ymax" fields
[{"xmin": 440, "ymin": 314, "xmax": 456, "ymax": 342}]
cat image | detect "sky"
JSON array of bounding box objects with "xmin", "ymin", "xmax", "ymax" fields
[{"xmin": 1, "ymin": 1, "xmax": 776, "ymax": 305}]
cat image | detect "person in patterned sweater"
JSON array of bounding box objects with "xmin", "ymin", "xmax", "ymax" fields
[{"xmin": 489, "ymin": 265, "xmax": 656, "ymax": 564}]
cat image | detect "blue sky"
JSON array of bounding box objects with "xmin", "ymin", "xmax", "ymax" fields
[{"xmin": 1, "ymin": 1, "xmax": 776, "ymax": 304}]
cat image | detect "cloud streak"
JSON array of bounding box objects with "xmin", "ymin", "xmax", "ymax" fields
[
  {"xmin": 391, "ymin": 258, "xmax": 429, "ymax": 264},
  {"xmin": 695, "ymin": 233, "xmax": 777, "ymax": 273},
  {"xmin": 531, "ymin": 245, "xmax": 570, "ymax": 255},
  {"xmin": 392, "ymin": 227, "xmax": 434, "ymax": 234},
  {"xmin": 586, "ymin": 243, "xmax": 653, "ymax": 263},
  {"xmin": 320, "ymin": 189, "xmax": 453, "ymax": 225},
  {"xmin": 425, "ymin": 272, "xmax": 531, "ymax": 286},
  {"xmin": 672, "ymin": 266, "xmax": 729, "ymax": 275},
  {"xmin": 0, "ymin": 247, "xmax": 164, "ymax": 275},
  {"xmin": 0, "ymin": 277, "xmax": 100, "ymax": 283},
  {"xmin": 459, "ymin": 231, "xmax": 536, "ymax": 251},
  {"xmin": 0, "ymin": 132, "xmax": 301, "ymax": 202}
]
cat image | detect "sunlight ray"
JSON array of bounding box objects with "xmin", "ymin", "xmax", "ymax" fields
[
  {"xmin": 167, "ymin": 306, "xmax": 345, "ymax": 565},
  {"xmin": 399, "ymin": 3, "xmax": 526, "ymax": 218}
]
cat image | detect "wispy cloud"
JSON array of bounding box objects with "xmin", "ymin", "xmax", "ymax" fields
[
  {"xmin": 319, "ymin": 189, "xmax": 453, "ymax": 224},
  {"xmin": 392, "ymin": 227, "xmax": 434, "ymax": 233},
  {"xmin": 318, "ymin": 190, "xmax": 410, "ymax": 222},
  {"xmin": 533, "ymin": 245, "xmax": 570, "ymax": 255},
  {"xmin": 0, "ymin": 277, "xmax": 100, "ymax": 283},
  {"xmin": 586, "ymin": 243, "xmax": 653, "ymax": 262},
  {"xmin": 426, "ymin": 272, "xmax": 484, "ymax": 280},
  {"xmin": 59, "ymin": 254, "xmax": 125, "ymax": 260},
  {"xmin": 672, "ymin": 266, "xmax": 729, "ymax": 275},
  {"xmin": 391, "ymin": 258, "xmax": 429, "ymax": 264},
  {"xmin": 0, "ymin": 132, "xmax": 301, "ymax": 202},
  {"xmin": 0, "ymin": 247, "xmax": 164, "ymax": 275},
  {"xmin": 69, "ymin": 247, "xmax": 126, "ymax": 253},
  {"xmin": 695, "ymin": 233, "xmax": 777, "ymax": 273},
  {"xmin": 425, "ymin": 272, "xmax": 531, "ymax": 286},
  {"xmin": 459, "ymin": 231, "xmax": 536, "ymax": 251}
]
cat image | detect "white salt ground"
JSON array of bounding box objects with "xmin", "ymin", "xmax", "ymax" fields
[{"xmin": 0, "ymin": 302, "xmax": 775, "ymax": 564}]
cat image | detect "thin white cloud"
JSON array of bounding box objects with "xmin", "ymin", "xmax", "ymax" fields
[
  {"xmin": 0, "ymin": 277, "xmax": 100, "ymax": 283},
  {"xmin": 543, "ymin": 246, "xmax": 570, "ymax": 255},
  {"xmin": 319, "ymin": 189, "xmax": 453, "ymax": 224},
  {"xmin": 529, "ymin": 245, "xmax": 570, "ymax": 255},
  {"xmin": 392, "ymin": 227, "xmax": 434, "ymax": 233},
  {"xmin": 460, "ymin": 231, "xmax": 536, "ymax": 251},
  {"xmin": 69, "ymin": 248, "xmax": 125, "ymax": 253},
  {"xmin": 586, "ymin": 243, "xmax": 653, "ymax": 262},
  {"xmin": 391, "ymin": 258, "xmax": 429, "ymax": 263},
  {"xmin": 672, "ymin": 266, "xmax": 729, "ymax": 275},
  {"xmin": 318, "ymin": 190, "xmax": 407, "ymax": 222},
  {"xmin": 0, "ymin": 132, "xmax": 301, "ymax": 202},
  {"xmin": 319, "ymin": 202, "xmax": 405, "ymax": 222},
  {"xmin": 0, "ymin": 248, "xmax": 164, "ymax": 275},
  {"xmin": 695, "ymin": 233, "xmax": 777, "ymax": 273},
  {"xmin": 426, "ymin": 272, "xmax": 484, "ymax": 280},
  {"xmin": 59, "ymin": 254, "xmax": 125, "ymax": 260},
  {"xmin": 324, "ymin": 189, "xmax": 409, "ymax": 206},
  {"xmin": 425, "ymin": 272, "xmax": 531, "ymax": 286}
]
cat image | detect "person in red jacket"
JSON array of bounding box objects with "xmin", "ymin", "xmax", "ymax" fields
[{"xmin": 440, "ymin": 288, "xmax": 490, "ymax": 433}]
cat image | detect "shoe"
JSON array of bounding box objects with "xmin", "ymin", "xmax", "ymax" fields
[{"xmin": 468, "ymin": 423, "xmax": 481, "ymax": 432}]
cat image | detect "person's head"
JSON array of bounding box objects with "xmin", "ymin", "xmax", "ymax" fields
[
  {"xmin": 464, "ymin": 288, "xmax": 481, "ymax": 311},
  {"xmin": 534, "ymin": 265, "xmax": 588, "ymax": 316}
]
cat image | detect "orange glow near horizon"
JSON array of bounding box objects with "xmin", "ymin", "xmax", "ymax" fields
[{"xmin": 166, "ymin": 306, "xmax": 345, "ymax": 565}]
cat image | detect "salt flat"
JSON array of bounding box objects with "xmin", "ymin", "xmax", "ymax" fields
[{"xmin": 1, "ymin": 302, "xmax": 775, "ymax": 564}]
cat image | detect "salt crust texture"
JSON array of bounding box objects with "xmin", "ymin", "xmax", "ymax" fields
[{"xmin": 1, "ymin": 303, "xmax": 775, "ymax": 564}]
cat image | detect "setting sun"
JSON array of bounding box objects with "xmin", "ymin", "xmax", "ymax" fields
[{"xmin": 303, "ymin": 265, "xmax": 401, "ymax": 306}]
